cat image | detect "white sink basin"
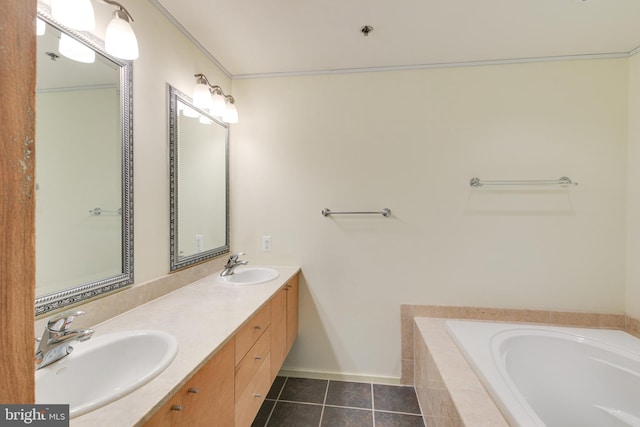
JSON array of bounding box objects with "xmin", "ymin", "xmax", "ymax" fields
[
  {"xmin": 36, "ymin": 330, "xmax": 179, "ymax": 418},
  {"xmin": 216, "ymin": 267, "xmax": 279, "ymax": 285}
]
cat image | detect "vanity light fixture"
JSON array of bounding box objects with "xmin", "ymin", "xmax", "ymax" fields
[
  {"xmin": 51, "ymin": 0, "xmax": 96, "ymax": 31},
  {"xmin": 50, "ymin": 0, "xmax": 139, "ymax": 60},
  {"xmin": 59, "ymin": 33, "xmax": 96, "ymax": 63},
  {"xmin": 192, "ymin": 73, "xmax": 239, "ymax": 123},
  {"xmin": 103, "ymin": 0, "xmax": 139, "ymax": 60}
]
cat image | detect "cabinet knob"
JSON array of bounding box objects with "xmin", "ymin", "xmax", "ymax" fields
[
  {"xmin": 255, "ymin": 355, "xmax": 263, "ymax": 360},
  {"xmin": 171, "ymin": 405, "xmax": 183, "ymax": 411},
  {"xmin": 254, "ymin": 325, "xmax": 262, "ymax": 330},
  {"xmin": 188, "ymin": 387, "xmax": 199, "ymax": 394},
  {"xmin": 253, "ymin": 393, "xmax": 262, "ymax": 398}
]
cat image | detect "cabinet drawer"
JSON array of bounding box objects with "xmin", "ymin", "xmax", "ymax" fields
[
  {"xmin": 235, "ymin": 353, "xmax": 271, "ymax": 427},
  {"xmin": 235, "ymin": 303, "xmax": 271, "ymax": 365},
  {"xmin": 235, "ymin": 327, "xmax": 270, "ymax": 399}
]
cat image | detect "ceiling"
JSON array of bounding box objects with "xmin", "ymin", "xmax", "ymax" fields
[{"xmin": 152, "ymin": 0, "xmax": 640, "ymax": 78}]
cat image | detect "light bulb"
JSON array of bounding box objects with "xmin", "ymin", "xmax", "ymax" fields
[
  {"xmin": 222, "ymin": 102, "xmax": 238, "ymax": 124},
  {"xmin": 59, "ymin": 34, "xmax": 95, "ymax": 63},
  {"xmin": 210, "ymin": 92, "xmax": 226, "ymax": 117},
  {"xmin": 193, "ymin": 82, "xmax": 212, "ymax": 111},
  {"xmin": 51, "ymin": 0, "xmax": 95, "ymax": 31},
  {"xmin": 105, "ymin": 10, "xmax": 139, "ymax": 60}
]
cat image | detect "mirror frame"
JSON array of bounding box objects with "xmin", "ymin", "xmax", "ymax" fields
[
  {"xmin": 168, "ymin": 85, "xmax": 230, "ymax": 271},
  {"xmin": 35, "ymin": 3, "xmax": 134, "ymax": 316}
]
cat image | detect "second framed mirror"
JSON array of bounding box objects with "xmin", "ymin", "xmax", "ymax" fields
[{"xmin": 168, "ymin": 85, "xmax": 229, "ymax": 271}]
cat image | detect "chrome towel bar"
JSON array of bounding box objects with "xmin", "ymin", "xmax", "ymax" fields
[
  {"xmin": 322, "ymin": 208, "xmax": 391, "ymax": 217},
  {"xmin": 469, "ymin": 176, "xmax": 578, "ymax": 188},
  {"xmin": 89, "ymin": 207, "xmax": 122, "ymax": 216}
]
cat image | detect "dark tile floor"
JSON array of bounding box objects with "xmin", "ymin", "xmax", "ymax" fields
[{"xmin": 251, "ymin": 377, "xmax": 425, "ymax": 427}]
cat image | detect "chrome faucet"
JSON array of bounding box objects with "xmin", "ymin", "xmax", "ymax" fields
[
  {"xmin": 220, "ymin": 252, "xmax": 248, "ymax": 276},
  {"xmin": 35, "ymin": 310, "xmax": 94, "ymax": 370}
]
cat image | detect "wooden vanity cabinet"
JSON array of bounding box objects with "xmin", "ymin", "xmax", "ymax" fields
[
  {"xmin": 270, "ymin": 275, "xmax": 298, "ymax": 381},
  {"xmin": 144, "ymin": 273, "xmax": 299, "ymax": 427},
  {"xmin": 145, "ymin": 338, "xmax": 234, "ymax": 427}
]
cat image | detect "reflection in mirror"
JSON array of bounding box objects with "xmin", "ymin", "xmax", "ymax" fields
[
  {"xmin": 169, "ymin": 85, "xmax": 229, "ymax": 271},
  {"xmin": 35, "ymin": 5, "xmax": 133, "ymax": 316}
]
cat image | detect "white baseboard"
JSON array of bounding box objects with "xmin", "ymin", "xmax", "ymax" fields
[{"xmin": 277, "ymin": 368, "xmax": 402, "ymax": 386}]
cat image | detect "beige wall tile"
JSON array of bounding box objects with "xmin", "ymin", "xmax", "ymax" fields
[
  {"xmin": 548, "ymin": 311, "xmax": 600, "ymax": 327},
  {"xmin": 626, "ymin": 315, "xmax": 640, "ymax": 338},
  {"xmin": 501, "ymin": 308, "xmax": 550, "ymax": 323}
]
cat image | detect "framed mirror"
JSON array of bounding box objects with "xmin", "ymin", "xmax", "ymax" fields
[
  {"xmin": 168, "ymin": 85, "xmax": 229, "ymax": 271},
  {"xmin": 35, "ymin": 4, "xmax": 134, "ymax": 316}
]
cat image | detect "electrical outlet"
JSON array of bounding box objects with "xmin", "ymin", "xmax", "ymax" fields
[
  {"xmin": 195, "ymin": 234, "xmax": 204, "ymax": 253},
  {"xmin": 262, "ymin": 235, "xmax": 272, "ymax": 252}
]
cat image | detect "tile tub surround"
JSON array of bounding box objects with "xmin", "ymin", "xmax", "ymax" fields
[
  {"xmin": 63, "ymin": 265, "xmax": 300, "ymax": 427},
  {"xmin": 252, "ymin": 376, "xmax": 425, "ymax": 426},
  {"xmin": 414, "ymin": 318, "xmax": 509, "ymax": 427},
  {"xmin": 400, "ymin": 304, "xmax": 635, "ymax": 385}
]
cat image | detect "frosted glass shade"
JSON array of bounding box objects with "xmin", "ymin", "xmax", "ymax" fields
[
  {"xmin": 210, "ymin": 92, "xmax": 227, "ymax": 117},
  {"xmin": 51, "ymin": 0, "xmax": 95, "ymax": 31},
  {"xmin": 59, "ymin": 34, "xmax": 95, "ymax": 63},
  {"xmin": 192, "ymin": 83, "xmax": 213, "ymax": 111},
  {"xmin": 222, "ymin": 102, "xmax": 239, "ymax": 124},
  {"xmin": 105, "ymin": 13, "xmax": 139, "ymax": 60}
]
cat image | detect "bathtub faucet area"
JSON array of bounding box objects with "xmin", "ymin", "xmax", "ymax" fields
[
  {"xmin": 35, "ymin": 310, "xmax": 94, "ymax": 370},
  {"xmin": 220, "ymin": 252, "xmax": 248, "ymax": 276}
]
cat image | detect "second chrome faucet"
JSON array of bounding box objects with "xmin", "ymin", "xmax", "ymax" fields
[{"xmin": 220, "ymin": 252, "xmax": 248, "ymax": 276}]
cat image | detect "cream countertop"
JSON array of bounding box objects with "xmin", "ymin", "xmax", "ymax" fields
[{"xmin": 69, "ymin": 265, "xmax": 300, "ymax": 427}]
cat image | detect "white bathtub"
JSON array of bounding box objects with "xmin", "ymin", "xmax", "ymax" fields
[{"xmin": 444, "ymin": 320, "xmax": 640, "ymax": 427}]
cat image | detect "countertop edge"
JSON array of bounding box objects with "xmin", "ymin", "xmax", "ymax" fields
[{"xmin": 70, "ymin": 266, "xmax": 300, "ymax": 427}]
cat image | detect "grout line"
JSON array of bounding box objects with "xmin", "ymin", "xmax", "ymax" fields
[
  {"xmin": 262, "ymin": 401, "xmax": 276, "ymax": 427},
  {"xmin": 318, "ymin": 379, "xmax": 330, "ymax": 427},
  {"xmin": 274, "ymin": 377, "xmax": 287, "ymax": 400},
  {"xmin": 263, "ymin": 377, "xmax": 288, "ymax": 426},
  {"xmin": 374, "ymin": 409, "xmax": 425, "ymax": 416},
  {"xmin": 371, "ymin": 383, "xmax": 376, "ymax": 426},
  {"xmin": 276, "ymin": 400, "xmax": 324, "ymax": 407}
]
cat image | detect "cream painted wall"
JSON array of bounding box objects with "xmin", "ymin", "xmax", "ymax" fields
[
  {"xmin": 87, "ymin": 0, "xmax": 232, "ymax": 283},
  {"xmin": 627, "ymin": 54, "xmax": 640, "ymax": 318},
  {"xmin": 231, "ymin": 59, "xmax": 628, "ymax": 380}
]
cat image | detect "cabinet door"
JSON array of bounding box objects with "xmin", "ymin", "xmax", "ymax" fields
[
  {"xmin": 144, "ymin": 393, "xmax": 183, "ymax": 427},
  {"xmin": 184, "ymin": 338, "xmax": 235, "ymax": 426},
  {"xmin": 143, "ymin": 338, "xmax": 234, "ymax": 427},
  {"xmin": 286, "ymin": 276, "xmax": 299, "ymax": 354},
  {"xmin": 270, "ymin": 287, "xmax": 287, "ymax": 381}
]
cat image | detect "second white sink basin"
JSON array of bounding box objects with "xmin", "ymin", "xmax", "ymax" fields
[
  {"xmin": 36, "ymin": 329, "xmax": 179, "ymax": 418},
  {"xmin": 216, "ymin": 267, "xmax": 279, "ymax": 285}
]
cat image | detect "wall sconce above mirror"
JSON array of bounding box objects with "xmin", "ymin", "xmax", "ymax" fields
[
  {"xmin": 48, "ymin": 0, "xmax": 139, "ymax": 60},
  {"xmin": 192, "ymin": 73, "xmax": 239, "ymax": 123},
  {"xmin": 168, "ymin": 85, "xmax": 230, "ymax": 271}
]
